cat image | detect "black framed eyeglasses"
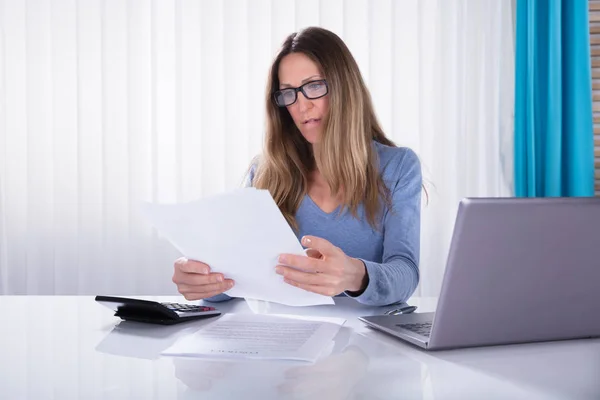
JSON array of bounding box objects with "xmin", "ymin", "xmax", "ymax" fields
[{"xmin": 273, "ymin": 79, "xmax": 328, "ymax": 107}]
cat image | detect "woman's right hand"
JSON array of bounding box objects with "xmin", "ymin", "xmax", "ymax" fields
[{"xmin": 172, "ymin": 257, "xmax": 235, "ymax": 300}]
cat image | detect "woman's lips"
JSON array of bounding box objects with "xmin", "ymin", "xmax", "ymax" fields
[{"xmin": 303, "ymin": 118, "xmax": 321, "ymax": 125}]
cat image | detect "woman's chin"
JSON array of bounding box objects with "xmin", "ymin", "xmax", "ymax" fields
[{"xmin": 300, "ymin": 130, "xmax": 322, "ymax": 145}]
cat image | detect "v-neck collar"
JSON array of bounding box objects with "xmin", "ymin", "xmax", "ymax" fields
[{"xmin": 304, "ymin": 194, "xmax": 342, "ymax": 217}]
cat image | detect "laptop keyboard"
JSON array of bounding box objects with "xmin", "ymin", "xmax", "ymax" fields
[{"xmin": 397, "ymin": 322, "xmax": 432, "ymax": 337}]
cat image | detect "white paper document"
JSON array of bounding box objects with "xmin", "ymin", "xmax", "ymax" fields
[
  {"xmin": 161, "ymin": 313, "xmax": 345, "ymax": 363},
  {"xmin": 139, "ymin": 188, "xmax": 334, "ymax": 306}
]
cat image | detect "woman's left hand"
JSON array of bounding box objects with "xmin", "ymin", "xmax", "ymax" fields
[{"xmin": 276, "ymin": 235, "xmax": 368, "ymax": 296}]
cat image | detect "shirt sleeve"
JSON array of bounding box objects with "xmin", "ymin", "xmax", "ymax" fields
[
  {"xmin": 204, "ymin": 161, "xmax": 258, "ymax": 304},
  {"xmin": 345, "ymin": 148, "xmax": 422, "ymax": 306}
]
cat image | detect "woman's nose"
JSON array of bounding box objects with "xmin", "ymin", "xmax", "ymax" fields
[{"xmin": 296, "ymin": 92, "xmax": 313, "ymax": 112}]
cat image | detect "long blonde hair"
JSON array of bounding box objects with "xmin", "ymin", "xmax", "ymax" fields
[{"xmin": 252, "ymin": 27, "xmax": 395, "ymax": 232}]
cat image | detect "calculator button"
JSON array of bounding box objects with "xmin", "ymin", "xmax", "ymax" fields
[{"xmin": 161, "ymin": 303, "xmax": 217, "ymax": 312}]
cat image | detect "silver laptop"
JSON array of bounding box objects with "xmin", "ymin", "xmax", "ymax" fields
[{"xmin": 359, "ymin": 197, "xmax": 600, "ymax": 350}]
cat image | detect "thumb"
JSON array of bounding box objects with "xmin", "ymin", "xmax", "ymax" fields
[{"xmin": 301, "ymin": 235, "xmax": 338, "ymax": 256}]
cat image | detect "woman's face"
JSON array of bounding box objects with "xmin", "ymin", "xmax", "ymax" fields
[{"xmin": 278, "ymin": 53, "xmax": 329, "ymax": 144}]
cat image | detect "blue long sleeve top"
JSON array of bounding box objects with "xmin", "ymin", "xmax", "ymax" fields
[{"xmin": 205, "ymin": 140, "xmax": 422, "ymax": 306}]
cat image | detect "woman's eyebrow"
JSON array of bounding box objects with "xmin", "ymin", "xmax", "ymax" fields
[{"xmin": 280, "ymin": 75, "xmax": 322, "ymax": 88}]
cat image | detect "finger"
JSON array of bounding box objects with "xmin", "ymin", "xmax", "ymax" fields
[
  {"xmin": 181, "ymin": 279, "xmax": 234, "ymax": 293},
  {"xmin": 305, "ymin": 248, "xmax": 323, "ymax": 259},
  {"xmin": 284, "ymin": 279, "xmax": 340, "ymax": 297},
  {"xmin": 180, "ymin": 287, "xmax": 230, "ymax": 301},
  {"xmin": 197, "ymin": 284, "xmax": 234, "ymax": 299},
  {"xmin": 301, "ymin": 235, "xmax": 339, "ymax": 257},
  {"xmin": 177, "ymin": 258, "xmax": 211, "ymax": 274},
  {"xmin": 176, "ymin": 281, "xmax": 223, "ymax": 294},
  {"xmin": 173, "ymin": 271, "xmax": 224, "ymax": 286},
  {"xmin": 276, "ymin": 265, "xmax": 327, "ymax": 285},
  {"xmin": 278, "ymin": 254, "xmax": 321, "ymax": 272},
  {"xmin": 177, "ymin": 280, "xmax": 234, "ymax": 297}
]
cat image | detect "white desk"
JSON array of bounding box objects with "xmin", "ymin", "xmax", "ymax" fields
[{"xmin": 0, "ymin": 296, "xmax": 598, "ymax": 399}]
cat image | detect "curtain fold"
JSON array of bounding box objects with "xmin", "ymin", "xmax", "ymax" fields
[
  {"xmin": 514, "ymin": 0, "xmax": 594, "ymax": 197},
  {"xmin": 0, "ymin": 0, "xmax": 514, "ymax": 296}
]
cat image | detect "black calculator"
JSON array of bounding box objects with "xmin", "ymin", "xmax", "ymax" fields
[{"xmin": 95, "ymin": 295, "xmax": 221, "ymax": 325}]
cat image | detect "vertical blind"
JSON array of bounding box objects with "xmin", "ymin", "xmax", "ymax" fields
[
  {"xmin": 591, "ymin": 0, "xmax": 600, "ymax": 196},
  {"xmin": 0, "ymin": 0, "xmax": 515, "ymax": 296}
]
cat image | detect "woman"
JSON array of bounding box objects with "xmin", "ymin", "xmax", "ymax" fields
[{"xmin": 172, "ymin": 27, "xmax": 422, "ymax": 306}]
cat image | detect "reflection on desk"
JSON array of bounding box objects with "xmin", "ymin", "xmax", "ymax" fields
[
  {"xmin": 171, "ymin": 330, "xmax": 396, "ymax": 400},
  {"xmin": 95, "ymin": 316, "xmax": 421, "ymax": 400},
  {"xmin": 0, "ymin": 296, "xmax": 598, "ymax": 400}
]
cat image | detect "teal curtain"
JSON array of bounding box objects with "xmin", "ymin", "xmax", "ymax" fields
[{"xmin": 514, "ymin": 0, "xmax": 594, "ymax": 197}]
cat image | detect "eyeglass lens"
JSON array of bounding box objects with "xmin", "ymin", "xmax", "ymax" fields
[{"xmin": 274, "ymin": 80, "xmax": 328, "ymax": 107}]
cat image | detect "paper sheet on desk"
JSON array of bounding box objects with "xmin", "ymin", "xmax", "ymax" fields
[
  {"xmin": 161, "ymin": 313, "xmax": 345, "ymax": 363},
  {"xmin": 139, "ymin": 188, "xmax": 334, "ymax": 306}
]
